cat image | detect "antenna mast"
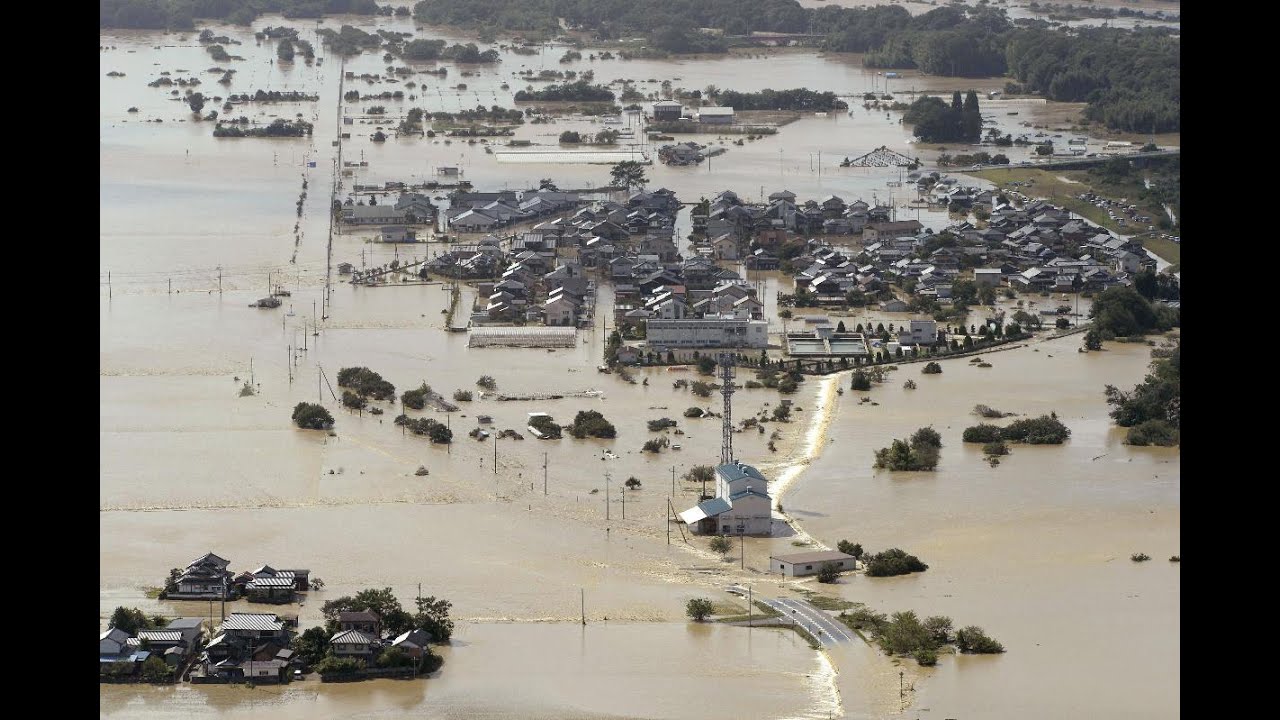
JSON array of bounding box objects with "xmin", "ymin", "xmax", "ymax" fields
[{"xmin": 718, "ymin": 353, "xmax": 736, "ymax": 465}]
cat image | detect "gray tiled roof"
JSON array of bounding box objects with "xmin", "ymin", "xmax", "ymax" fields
[{"xmin": 221, "ymin": 613, "xmax": 283, "ymax": 632}]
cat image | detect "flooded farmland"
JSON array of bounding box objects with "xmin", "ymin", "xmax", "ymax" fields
[{"xmin": 102, "ymin": 8, "xmax": 1178, "ymax": 718}]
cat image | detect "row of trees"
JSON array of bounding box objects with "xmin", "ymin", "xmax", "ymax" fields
[
  {"xmin": 840, "ymin": 607, "xmax": 1004, "ymax": 666},
  {"xmin": 710, "ymin": 88, "xmax": 848, "ymax": 111},
  {"xmin": 101, "ymin": 0, "xmax": 380, "ymax": 29},
  {"xmin": 213, "ymin": 119, "xmax": 313, "ymax": 137},
  {"xmin": 962, "ymin": 413, "xmax": 1072, "ymax": 445},
  {"xmin": 404, "ymin": 39, "xmax": 500, "ymax": 63},
  {"xmin": 514, "ymin": 80, "xmax": 616, "ymax": 102}
]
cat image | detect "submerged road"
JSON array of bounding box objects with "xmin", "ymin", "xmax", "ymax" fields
[{"xmin": 758, "ymin": 597, "xmax": 856, "ymax": 647}]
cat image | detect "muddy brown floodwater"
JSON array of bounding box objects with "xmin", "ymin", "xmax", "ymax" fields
[{"xmin": 102, "ymin": 10, "xmax": 1177, "ymax": 719}]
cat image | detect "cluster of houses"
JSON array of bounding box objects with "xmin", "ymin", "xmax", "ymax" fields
[
  {"xmin": 166, "ymin": 552, "xmax": 312, "ymax": 604},
  {"xmin": 445, "ymin": 188, "xmax": 584, "ymax": 233},
  {"xmin": 435, "ymin": 188, "xmax": 683, "ymax": 328},
  {"xmin": 100, "ymin": 618, "xmax": 207, "ymax": 679},
  {"xmin": 472, "ymin": 253, "xmax": 595, "ymax": 327},
  {"xmin": 103, "ymin": 604, "xmax": 435, "ymax": 685},
  {"xmin": 794, "ymin": 197, "xmax": 1157, "ymax": 306},
  {"xmin": 693, "ymin": 189, "xmax": 915, "ymax": 263}
]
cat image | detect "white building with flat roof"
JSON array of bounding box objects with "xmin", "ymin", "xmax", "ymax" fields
[
  {"xmin": 974, "ymin": 268, "xmax": 1003, "ymax": 287},
  {"xmin": 645, "ymin": 316, "xmax": 768, "ymax": 348},
  {"xmin": 898, "ymin": 319, "xmax": 937, "ymax": 346}
]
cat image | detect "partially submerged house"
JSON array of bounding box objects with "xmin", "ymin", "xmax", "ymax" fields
[{"xmin": 679, "ymin": 461, "xmax": 774, "ymax": 536}]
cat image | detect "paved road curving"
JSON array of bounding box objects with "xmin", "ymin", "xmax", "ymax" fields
[{"xmin": 757, "ymin": 596, "xmax": 855, "ymax": 646}]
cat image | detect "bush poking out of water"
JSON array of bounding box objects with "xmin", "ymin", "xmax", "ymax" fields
[
  {"xmin": 395, "ymin": 415, "xmax": 453, "ymax": 444},
  {"xmin": 528, "ymin": 415, "xmax": 562, "ymax": 439},
  {"xmin": 625, "ymin": 476, "xmax": 641, "ymax": 489},
  {"xmin": 864, "ymin": 548, "xmax": 929, "ymax": 577},
  {"xmin": 401, "ymin": 383, "xmax": 430, "ymax": 410},
  {"xmin": 955, "ymin": 626, "xmax": 1005, "ymax": 654},
  {"xmin": 874, "ymin": 427, "xmax": 942, "ymax": 471},
  {"xmin": 850, "ymin": 370, "xmax": 872, "ymax": 391},
  {"xmin": 684, "ymin": 465, "xmax": 715, "ymax": 484},
  {"xmin": 338, "ymin": 366, "xmax": 396, "ymax": 401},
  {"xmin": 453, "ymin": 389, "xmax": 473, "ymax": 402},
  {"xmin": 569, "ymin": 410, "xmax": 617, "ymax": 439},
  {"xmin": 476, "ymin": 374, "xmax": 497, "ymax": 390},
  {"xmin": 691, "ymin": 381, "xmax": 714, "ymax": 398},
  {"xmin": 745, "ymin": 380, "xmax": 763, "ymax": 389},
  {"xmin": 914, "ymin": 648, "xmax": 938, "ymax": 666},
  {"xmin": 973, "ymin": 404, "xmax": 1012, "ymax": 418},
  {"xmin": 648, "ymin": 417, "xmax": 678, "ymax": 431},
  {"xmin": 1131, "ymin": 553, "xmax": 1151, "ymax": 562},
  {"xmin": 686, "ymin": 597, "xmax": 714, "ymax": 621},
  {"xmin": 341, "ymin": 391, "xmax": 367, "ymax": 409},
  {"xmin": 683, "ymin": 407, "xmax": 705, "ymax": 418},
  {"xmin": 962, "ymin": 424, "xmax": 1004, "ymax": 443},
  {"xmin": 292, "ymin": 402, "xmax": 334, "ymax": 430},
  {"xmin": 239, "ymin": 381, "xmax": 255, "ymax": 397},
  {"xmin": 982, "ymin": 440, "xmax": 1009, "ymax": 457},
  {"xmin": 921, "ymin": 362, "xmax": 943, "ymax": 374},
  {"xmin": 903, "ymin": 379, "xmax": 917, "ymax": 390},
  {"xmin": 1123, "ymin": 419, "xmax": 1178, "ymax": 447},
  {"xmin": 1002, "ymin": 413, "xmax": 1071, "ymax": 444},
  {"xmin": 1169, "ymin": 556, "xmax": 1180, "ymax": 562},
  {"xmin": 836, "ymin": 540, "xmax": 863, "ymax": 559},
  {"xmin": 642, "ymin": 436, "xmax": 670, "ymax": 453}
]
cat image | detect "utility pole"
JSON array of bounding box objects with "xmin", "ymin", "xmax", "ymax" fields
[
  {"xmin": 250, "ymin": 357, "xmax": 254, "ymax": 387},
  {"xmin": 287, "ymin": 346, "xmax": 292, "ymax": 383},
  {"xmin": 218, "ymin": 268, "xmax": 222, "ymax": 294},
  {"xmin": 108, "ymin": 271, "xmax": 112, "ymax": 299},
  {"xmin": 667, "ymin": 498, "xmax": 671, "ymax": 545},
  {"xmin": 621, "ymin": 486, "xmax": 626, "ymax": 519},
  {"xmin": 543, "ymin": 452, "xmax": 548, "ymax": 495},
  {"xmin": 672, "ymin": 465, "xmax": 676, "ymax": 496},
  {"xmin": 740, "ymin": 532, "xmax": 745, "ymax": 569},
  {"xmin": 493, "ymin": 436, "xmax": 498, "ymax": 474},
  {"xmin": 168, "ymin": 278, "xmax": 172, "ymax": 295},
  {"xmin": 581, "ymin": 588, "xmax": 586, "ymax": 625},
  {"xmin": 748, "ymin": 586, "xmax": 752, "ymax": 627}
]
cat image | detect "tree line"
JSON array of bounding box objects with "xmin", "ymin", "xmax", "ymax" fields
[
  {"xmin": 710, "ymin": 88, "xmax": 848, "ymax": 111},
  {"xmin": 100, "ymin": 0, "xmax": 380, "ymax": 30}
]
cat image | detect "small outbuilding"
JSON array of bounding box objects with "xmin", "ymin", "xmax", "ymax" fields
[{"xmin": 769, "ymin": 550, "xmax": 857, "ymax": 577}]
